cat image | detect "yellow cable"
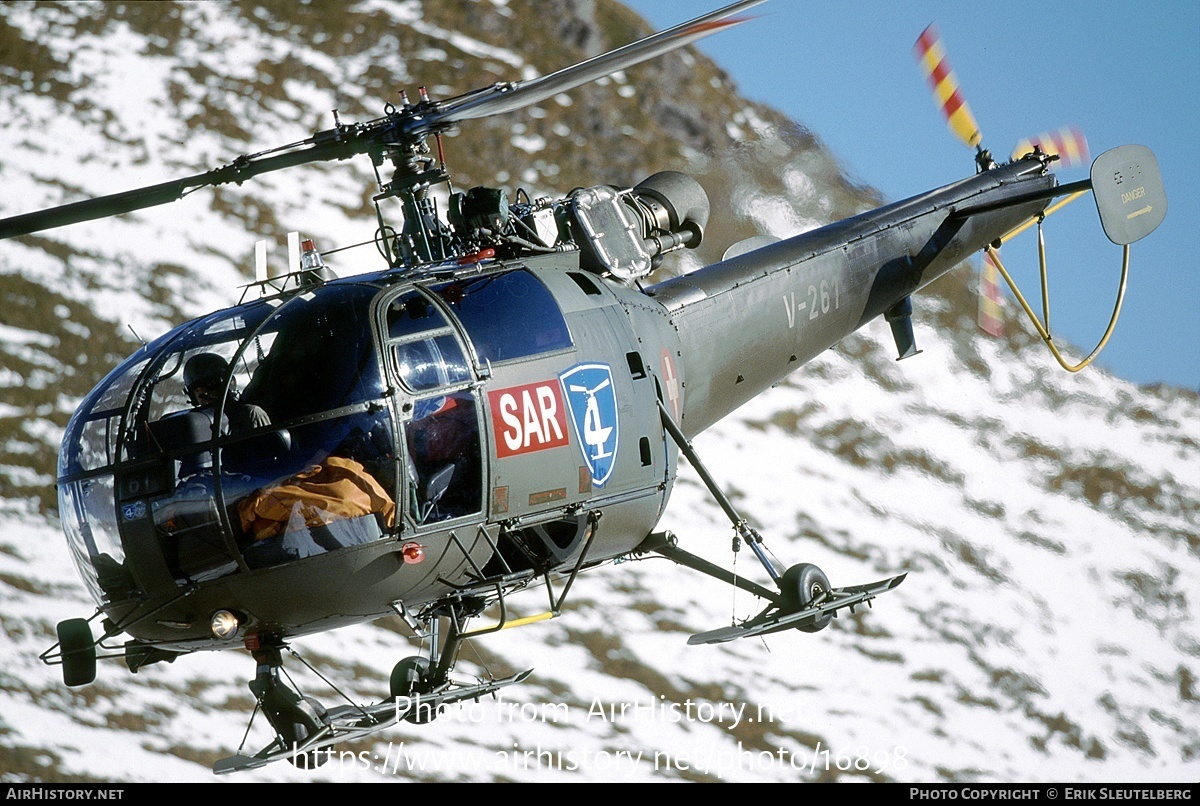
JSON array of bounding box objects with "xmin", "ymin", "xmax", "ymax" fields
[
  {"xmin": 1039, "ymin": 223, "xmax": 1051, "ymax": 330},
  {"xmin": 462, "ymin": 611, "xmax": 557, "ymax": 639},
  {"xmin": 984, "ymin": 237, "xmax": 1129, "ymax": 373},
  {"xmin": 500, "ymin": 611, "xmax": 556, "ymax": 630}
]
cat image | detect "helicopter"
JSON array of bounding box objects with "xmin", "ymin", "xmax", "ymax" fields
[{"xmin": 0, "ymin": 0, "xmax": 1166, "ymax": 774}]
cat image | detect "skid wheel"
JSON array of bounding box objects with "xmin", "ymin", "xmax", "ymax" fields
[
  {"xmin": 283, "ymin": 697, "xmax": 329, "ymax": 768},
  {"xmin": 779, "ymin": 563, "xmax": 833, "ymax": 633},
  {"xmin": 390, "ymin": 656, "xmax": 437, "ymax": 723}
]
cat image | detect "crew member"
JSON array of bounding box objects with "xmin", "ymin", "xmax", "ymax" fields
[{"xmin": 183, "ymin": 353, "xmax": 270, "ymax": 433}]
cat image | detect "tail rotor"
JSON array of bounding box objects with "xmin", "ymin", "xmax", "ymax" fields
[
  {"xmin": 913, "ymin": 24, "xmax": 1103, "ymax": 348},
  {"xmin": 1012, "ymin": 125, "xmax": 1090, "ymax": 168},
  {"xmin": 913, "ymin": 23, "xmax": 990, "ymax": 170},
  {"xmin": 914, "ymin": 24, "xmax": 1092, "ymax": 176}
]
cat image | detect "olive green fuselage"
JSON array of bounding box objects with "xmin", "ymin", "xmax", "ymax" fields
[{"xmin": 69, "ymin": 159, "xmax": 1053, "ymax": 651}]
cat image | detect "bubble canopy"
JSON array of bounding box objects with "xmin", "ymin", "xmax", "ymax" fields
[
  {"xmin": 57, "ymin": 282, "xmax": 401, "ymax": 606},
  {"xmin": 57, "ymin": 268, "xmax": 573, "ymax": 612}
]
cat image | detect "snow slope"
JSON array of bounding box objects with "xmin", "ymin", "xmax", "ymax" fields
[{"xmin": 1, "ymin": 0, "xmax": 1196, "ymax": 783}]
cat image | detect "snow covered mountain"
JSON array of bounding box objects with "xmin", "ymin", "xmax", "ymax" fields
[{"xmin": 1, "ymin": 0, "xmax": 1196, "ymax": 783}]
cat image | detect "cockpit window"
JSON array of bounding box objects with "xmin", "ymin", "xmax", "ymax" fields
[
  {"xmin": 58, "ymin": 285, "xmax": 399, "ymax": 605},
  {"xmin": 243, "ymin": 285, "xmax": 386, "ymax": 421},
  {"xmin": 386, "ymin": 290, "xmax": 471, "ymax": 392},
  {"xmin": 230, "ymin": 410, "xmax": 397, "ymax": 571},
  {"xmin": 433, "ymin": 270, "xmax": 571, "ymax": 363},
  {"xmin": 382, "ymin": 288, "xmax": 484, "ymax": 526},
  {"xmin": 403, "ymin": 391, "xmax": 481, "ymax": 525},
  {"xmin": 115, "ymin": 301, "xmax": 277, "ymax": 465}
]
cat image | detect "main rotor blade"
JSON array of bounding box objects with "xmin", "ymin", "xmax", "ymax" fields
[
  {"xmin": 421, "ymin": 0, "xmax": 766, "ymax": 128},
  {"xmin": 0, "ymin": 175, "xmax": 205, "ymax": 240},
  {"xmin": 0, "ymin": 133, "xmax": 364, "ymax": 241},
  {"xmin": 0, "ymin": 1, "xmax": 765, "ymax": 241}
]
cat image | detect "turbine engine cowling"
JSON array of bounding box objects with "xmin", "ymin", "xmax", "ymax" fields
[{"xmin": 571, "ymin": 171, "xmax": 709, "ymax": 282}]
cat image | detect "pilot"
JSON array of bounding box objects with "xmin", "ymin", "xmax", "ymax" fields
[{"xmin": 183, "ymin": 353, "xmax": 270, "ymax": 433}]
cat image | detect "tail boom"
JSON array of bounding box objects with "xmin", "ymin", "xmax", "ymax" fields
[{"xmin": 646, "ymin": 159, "xmax": 1056, "ymax": 436}]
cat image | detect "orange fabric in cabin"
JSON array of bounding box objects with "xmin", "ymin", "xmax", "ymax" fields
[{"xmin": 237, "ymin": 456, "xmax": 395, "ymax": 541}]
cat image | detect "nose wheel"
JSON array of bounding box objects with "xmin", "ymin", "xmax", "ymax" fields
[
  {"xmin": 246, "ymin": 645, "xmax": 331, "ymax": 768},
  {"xmin": 277, "ymin": 697, "xmax": 330, "ymax": 768},
  {"xmin": 390, "ymin": 655, "xmax": 439, "ymax": 723}
]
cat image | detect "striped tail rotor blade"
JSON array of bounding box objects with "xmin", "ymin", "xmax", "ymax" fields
[
  {"xmin": 1012, "ymin": 125, "xmax": 1090, "ymax": 167},
  {"xmin": 978, "ymin": 250, "xmax": 1006, "ymax": 339},
  {"xmin": 914, "ymin": 23, "xmax": 983, "ymax": 150}
]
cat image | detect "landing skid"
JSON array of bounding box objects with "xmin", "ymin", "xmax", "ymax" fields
[
  {"xmin": 214, "ymin": 669, "xmax": 532, "ymax": 774},
  {"xmin": 651, "ymin": 401, "xmax": 906, "ymax": 644},
  {"xmin": 216, "ymin": 592, "xmax": 541, "ymax": 776},
  {"xmin": 687, "ymin": 574, "xmax": 906, "ymax": 645}
]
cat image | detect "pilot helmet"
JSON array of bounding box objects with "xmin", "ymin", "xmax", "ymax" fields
[{"xmin": 183, "ymin": 353, "xmax": 233, "ymax": 404}]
